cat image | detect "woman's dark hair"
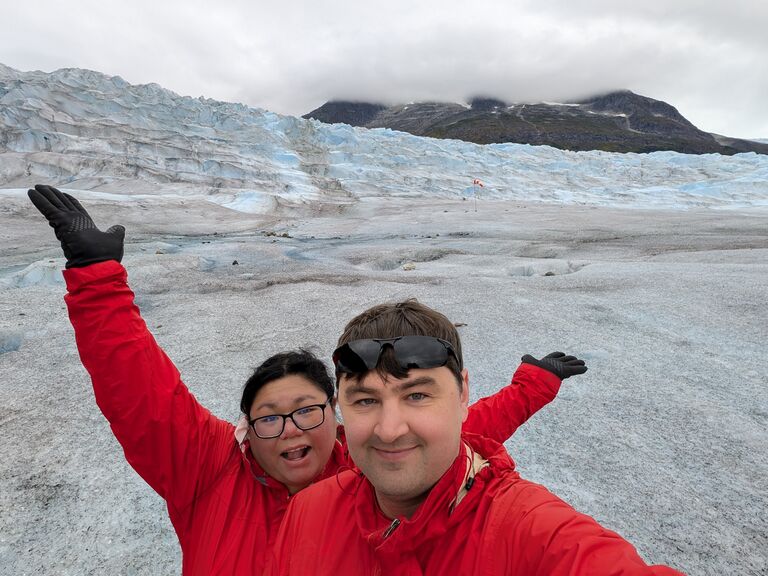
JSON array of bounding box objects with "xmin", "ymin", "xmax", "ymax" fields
[{"xmin": 240, "ymin": 349, "xmax": 334, "ymax": 415}]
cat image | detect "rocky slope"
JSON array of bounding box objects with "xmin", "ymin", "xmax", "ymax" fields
[{"xmin": 304, "ymin": 92, "xmax": 768, "ymax": 155}]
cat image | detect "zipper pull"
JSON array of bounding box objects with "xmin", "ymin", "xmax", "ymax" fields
[{"xmin": 383, "ymin": 518, "xmax": 401, "ymax": 539}]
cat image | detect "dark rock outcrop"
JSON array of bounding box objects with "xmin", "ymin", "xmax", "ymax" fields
[
  {"xmin": 304, "ymin": 91, "xmax": 768, "ymax": 155},
  {"xmin": 303, "ymin": 101, "xmax": 387, "ymax": 127}
]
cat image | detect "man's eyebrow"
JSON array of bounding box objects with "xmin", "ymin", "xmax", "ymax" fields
[
  {"xmin": 343, "ymin": 376, "xmax": 439, "ymax": 400},
  {"xmin": 343, "ymin": 383, "xmax": 378, "ymax": 400},
  {"xmin": 393, "ymin": 376, "xmax": 438, "ymax": 392}
]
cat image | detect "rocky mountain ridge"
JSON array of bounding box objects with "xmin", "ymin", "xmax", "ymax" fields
[{"xmin": 304, "ymin": 92, "xmax": 768, "ymax": 155}]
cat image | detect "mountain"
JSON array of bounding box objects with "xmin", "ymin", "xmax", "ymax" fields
[{"xmin": 304, "ymin": 92, "xmax": 768, "ymax": 155}]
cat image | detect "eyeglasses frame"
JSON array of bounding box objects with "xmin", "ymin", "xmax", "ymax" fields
[{"xmin": 248, "ymin": 397, "xmax": 332, "ymax": 439}]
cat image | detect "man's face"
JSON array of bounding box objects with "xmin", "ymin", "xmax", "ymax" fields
[{"xmin": 338, "ymin": 366, "xmax": 469, "ymax": 516}]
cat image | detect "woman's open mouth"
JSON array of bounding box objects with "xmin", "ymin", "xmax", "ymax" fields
[{"xmin": 281, "ymin": 446, "xmax": 311, "ymax": 461}]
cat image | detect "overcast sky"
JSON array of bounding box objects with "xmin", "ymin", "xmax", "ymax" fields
[{"xmin": 3, "ymin": 0, "xmax": 766, "ymax": 139}]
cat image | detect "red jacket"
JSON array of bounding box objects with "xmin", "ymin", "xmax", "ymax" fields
[
  {"xmin": 63, "ymin": 260, "xmax": 563, "ymax": 575},
  {"xmin": 270, "ymin": 434, "xmax": 685, "ymax": 576}
]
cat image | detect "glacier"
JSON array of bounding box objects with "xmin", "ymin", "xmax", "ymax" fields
[
  {"xmin": 1, "ymin": 63, "xmax": 767, "ymax": 212},
  {"xmin": 0, "ymin": 64, "xmax": 767, "ymax": 576}
]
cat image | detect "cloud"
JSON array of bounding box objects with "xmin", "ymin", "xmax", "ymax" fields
[{"xmin": 2, "ymin": 0, "xmax": 766, "ymax": 138}]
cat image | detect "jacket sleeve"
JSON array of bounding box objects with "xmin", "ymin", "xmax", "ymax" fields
[
  {"xmin": 62, "ymin": 260, "xmax": 236, "ymax": 512},
  {"xmin": 492, "ymin": 480, "xmax": 687, "ymax": 575},
  {"xmin": 462, "ymin": 363, "xmax": 561, "ymax": 443}
]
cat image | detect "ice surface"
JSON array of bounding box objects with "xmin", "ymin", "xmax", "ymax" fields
[
  {"xmin": 0, "ymin": 331, "xmax": 22, "ymax": 354},
  {"xmin": 1, "ymin": 259, "xmax": 66, "ymax": 288},
  {"xmin": 1, "ymin": 65, "xmax": 767, "ymax": 576}
]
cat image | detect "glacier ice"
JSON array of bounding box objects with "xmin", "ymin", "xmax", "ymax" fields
[{"xmin": 1, "ymin": 64, "xmax": 766, "ymax": 211}]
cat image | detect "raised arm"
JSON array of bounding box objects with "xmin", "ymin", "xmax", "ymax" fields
[
  {"xmin": 28, "ymin": 185, "xmax": 235, "ymax": 511},
  {"xmin": 462, "ymin": 352, "xmax": 587, "ymax": 443}
]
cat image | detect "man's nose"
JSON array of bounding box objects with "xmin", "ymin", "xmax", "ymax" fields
[{"xmin": 373, "ymin": 402, "xmax": 409, "ymax": 444}]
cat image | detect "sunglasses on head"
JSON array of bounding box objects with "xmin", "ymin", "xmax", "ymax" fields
[{"xmin": 332, "ymin": 336, "xmax": 462, "ymax": 374}]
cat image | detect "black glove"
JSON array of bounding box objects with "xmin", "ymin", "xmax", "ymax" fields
[
  {"xmin": 521, "ymin": 351, "xmax": 587, "ymax": 380},
  {"xmin": 27, "ymin": 184, "xmax": 125, "ymax": 269}
]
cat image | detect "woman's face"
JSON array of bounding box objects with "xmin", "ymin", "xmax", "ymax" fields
[{"xmin": 247, "ymin": 374, "xmax": 338, "ymax": 494}]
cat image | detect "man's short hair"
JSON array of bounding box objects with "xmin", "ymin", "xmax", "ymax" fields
[{"xmin": 336, "ymin": 299, "xmax": 464, "ymax": 387}]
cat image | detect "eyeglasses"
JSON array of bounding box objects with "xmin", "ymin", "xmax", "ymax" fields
[
  {"xmin": 332, "ymin": 336, "xmax": 462, "ymax": 374},
  {"xmin": 249, "ymin": 399, "xmax": 332, "ymax": 439}
]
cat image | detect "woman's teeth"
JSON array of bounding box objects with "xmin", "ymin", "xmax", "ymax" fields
[{"xmin": 282, "ymin": 447, "xmax": 310, "ymax": 460}]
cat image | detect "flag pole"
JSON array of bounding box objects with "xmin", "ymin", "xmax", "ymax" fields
[{"xmin": 472, "ymin": 179, "xmax": 483, "ymax": 212}]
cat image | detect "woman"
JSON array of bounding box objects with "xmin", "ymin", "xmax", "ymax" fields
[{"xmin": 28, "ymin": 184, "xmax": 574, "ymax": 574}]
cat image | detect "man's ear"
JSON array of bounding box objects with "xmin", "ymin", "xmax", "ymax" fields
[
  {"xmin": 460, "ymin": 368, "xmax": 469, "ymax": 422},
  {"xmin": 329, "ymin": 393, "xmax": 340, "ymax": 422}
]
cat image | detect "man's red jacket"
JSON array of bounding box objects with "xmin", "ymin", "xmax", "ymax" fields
[
  {"xmin": 270, "ymin": 433, "xmax": 685, "ymax": 576},
  {"xmin": 63, "ymin": 260, "xmax": 562, "ymax": 575}
]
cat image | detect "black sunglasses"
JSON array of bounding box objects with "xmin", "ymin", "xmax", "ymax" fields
[{"xmin": 332, "ymin": 336, "xmax": 462, "ymax": 374}]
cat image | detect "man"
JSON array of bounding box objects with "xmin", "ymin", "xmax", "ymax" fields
[{"xmin": 269, "ymin": 301, "xmax": 685, "ymax": 575}]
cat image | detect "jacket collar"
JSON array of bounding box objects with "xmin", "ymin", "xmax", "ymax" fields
[{"xmin": 353, "ymin": 433, "xmax": 514, "ymax": 556}]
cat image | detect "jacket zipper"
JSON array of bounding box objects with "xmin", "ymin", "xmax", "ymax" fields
[{"xmin": 382, "ymin": 518, "xmax": 401, "ymax": 539}]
